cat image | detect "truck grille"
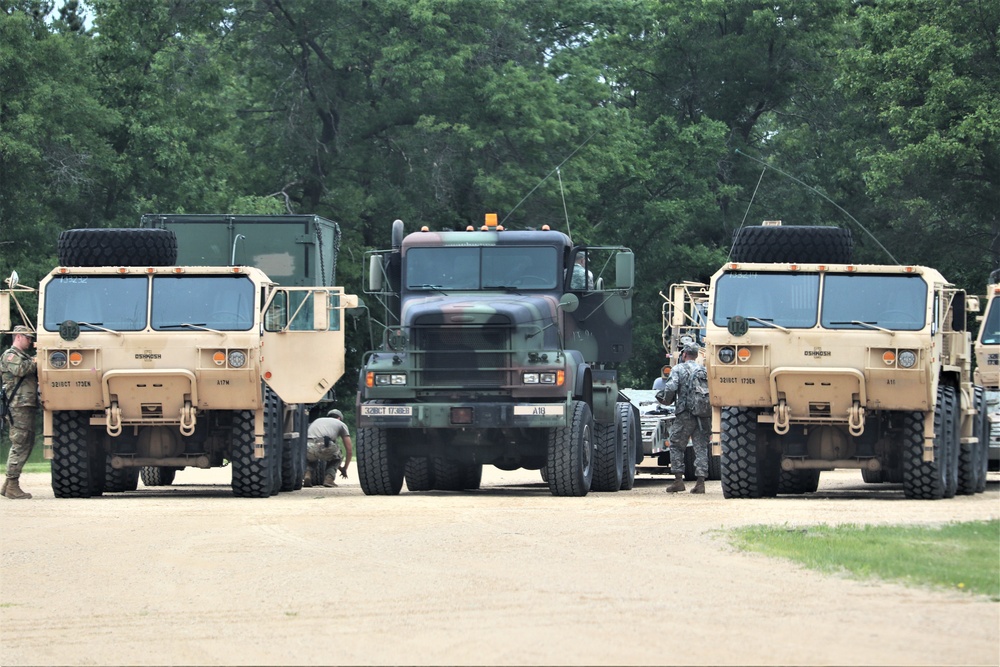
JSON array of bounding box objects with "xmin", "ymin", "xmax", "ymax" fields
[{"xmin": 413, "ymin": 324, "xmax": 511, "ymax": 388}]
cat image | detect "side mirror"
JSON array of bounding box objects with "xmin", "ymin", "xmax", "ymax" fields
[
  {"xmin": 616, "ymin": 251, "xmax": 635, "ymax": 289},
  {"xmin": 558, "ymin": 293, "xmax": 579, "ymax": 313},
  {"xmin": 6, "ymin": 271, "xmax": 18, "ymax": 288},
  {"xmin": 368, "ymin": 255, "xmax": 384, "ymax": 292}
]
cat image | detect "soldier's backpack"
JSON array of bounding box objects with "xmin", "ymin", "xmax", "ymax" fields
[{"xmin": 686, "ymin": 364, "xmax": 712, "ymax": 418}]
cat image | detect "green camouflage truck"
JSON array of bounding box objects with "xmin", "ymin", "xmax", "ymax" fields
[
  {"xmin": 974, "ymin": 269, "xmax": 999, "ymax": 469},
  {"xmin": 355, "ymin": 216, "xmax": 640, "ymax": 496},
  {"xmin": 704, "ymin": 221, "xmax": 989, "ymax": 499},
  {"xmin": 1, "ymin": 216, "xmax": 357, "ymax": 498}
]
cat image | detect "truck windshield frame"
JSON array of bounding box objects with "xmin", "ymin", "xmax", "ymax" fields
[
  {"xmin": 43, "ymin": 275, "xmax": 149, "ymax": 331},
  {"xmin": 405, "ymin": 246, "xmax": 559, "ymax": 291},
  {"xmin": 822, "ymin": 274, "xmax": 927, "ymax": 331},
  {"xmin": 978, "ymin": 293, "xmax": 999, "ymax": 345},
  {"xmin": 713, "ymin": 272, "xmax": 820, "ymax": 328},
  {"xmin": 152, "ymin": 275, "xmax": 255, "ymax": 331}
]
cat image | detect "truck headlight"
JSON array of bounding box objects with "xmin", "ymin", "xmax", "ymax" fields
[
  {"xmin": 523, "ymin": 372, "xmax": 559, "ymax": 385},
  {"xmin": 718, "ymin": 346, "xmax": 736, "ymax": 364},
  {"xmin": 228, "ymin": 350, "xmax": 247, "ymax": 368},
  {"xmin": 49, "ymin": 351, "xmax": 68, "ymax": 369},
  {"xmin": 898, "ymin": 350, "xmax": 917, "ymax": 368},
  {"xmin": 374, "ymin": 373, "xmax": 407, "ymax": 386}
]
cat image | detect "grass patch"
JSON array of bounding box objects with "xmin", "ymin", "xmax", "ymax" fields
[{"xmin": 729, "ymin": 520, "xmax": 1000, "ymax": 600}]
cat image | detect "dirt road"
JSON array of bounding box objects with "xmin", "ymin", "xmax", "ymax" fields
[{"xmin": 1, "ymin": 467, "xmax": 997, "ymax": 666}]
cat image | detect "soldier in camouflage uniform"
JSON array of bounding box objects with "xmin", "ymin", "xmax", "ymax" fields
[
  {"xmin": 655, "ymin": 344, "xmax": 709, "ymax": 494},
  {"xmin": 305, "ymin": 409, "xmax": 353, "ymax": 487},
  {"xmin": 2, "ymin": 325, "xmax": 38, "ymax": 499}
]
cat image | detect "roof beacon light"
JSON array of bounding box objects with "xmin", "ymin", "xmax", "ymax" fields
[{"xmin": 485, "ymin": 213, "xmax": 498, "ymax": 228}]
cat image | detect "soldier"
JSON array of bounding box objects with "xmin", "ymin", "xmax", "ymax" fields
[
  {"xmin": 655, "ymin": 344, "xmax": 710, "ymax": 494},
  {"xmin": 2, "ymin": 325, "xmax": 38, "ymax": 500},
  {"xmin": 305, "ymin": 408, "xmax": 353, "ymax": 488}
]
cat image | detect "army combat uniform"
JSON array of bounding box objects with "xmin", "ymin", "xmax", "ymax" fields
[
  {"xmin": 306, "ymin": 417, "xmax": 351, "ymax": 486},
  {"xmin": 656, "ymin": 359, "xmax": 709, "ymax": 490},
  {"xmin": 2, "ymin": 334, "xmax": 38, "ymax": 497}
]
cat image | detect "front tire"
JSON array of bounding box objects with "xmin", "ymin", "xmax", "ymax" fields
[
  {"xmin": 545, "ymin": 400, "xmax": 595, "ymax": 497},
  {"xmin": 230, "ymin": 409, "xmax": 273, "ymax": 498},
  {"xmin": 357, "ymin": 425, "xmax": 404, "ymax": 495},
  {"xmin": 720, "ymin": 407, "xmax": 778, "ymax": 499},
  {"xmin": 902, "ymin": 383, "xmax": 956, "ymax": 499},
  {"xmin": 52, "ymin": 411, "xmax": 101, "ymax": 498},
  {"xmin": 104, "ymin": 457, "xmax": 140, "ymax": 492},
  {"xmin": 618, "ymin": 402, "xmax": 638, "ymax": 491},
  {"xmin": 592, "ymin": 413, "xmax": 623, "ymax": 492}
]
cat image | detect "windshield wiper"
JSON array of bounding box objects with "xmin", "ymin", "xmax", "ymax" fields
[
  {"xmin": 158, "ymin": 323, "xmax": 225, "ymax": 335},
  {"xmin": 413, "ymin": 284, "xmax": 449, "ymax": 295},
  {"xmin": 830, "ymin": 320, "xmax": 895, "ymax": 335},
  {"xmin": 745, "ymin": 316, "xmax": 790, "ymax": 333},
  {"xmin": 76, "ymin": 321, "xmax": 123, "ymax": 337}
]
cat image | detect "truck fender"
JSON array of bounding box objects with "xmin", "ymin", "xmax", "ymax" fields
[{"xmin": 573, "ymin": 363, "xmax": 593, "ymax": 408}]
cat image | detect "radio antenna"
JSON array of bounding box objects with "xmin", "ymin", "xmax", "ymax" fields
[
  {"xmin": 735, "ymin": 149, "xmax": 898, "ymax": 264},
  {"xmin": 500, "ymin": 130, "xmax": 599, "ymax": 231}
]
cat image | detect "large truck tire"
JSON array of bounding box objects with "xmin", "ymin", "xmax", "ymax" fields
[
  {"xmin": 104, "ymin": 457, "xmax": 140, "ymax": 492},
  {"xmin": 720, "ymin": 407, "xmax": 778, "ymax": 499},
  {"xmin": 51, "ymin": 411, "xmax": 101, "ymax": 498},
  {"xmin": 902, "ymin": 384, "xmax": 957, "ymax": 499},
  {"xmin": 545, "ymin": 400, "xmax": 595, "ymax": 497},
  {"xmin": 618, "ymin": 402, "xmax": 638, "ymax": 491},
  {"xmin": 777, "ymin": 468, "xmax": 820, "ymax": 495},
  {"xmin": 404, "ymin": 457, "xmax": 434, "ymax": 491},
  {"xmin": 230, "ymin": 409, "xmax": 274, "ymax": 498},
  {"xmin": 462, "ymin": 463, "xmax": 483, "ymax": 490},
  {"xmin": 432, "ymin": 457, "xmax": 465, "ymax": 491},
  {"xmin": 58, "ymin": 228, "xmax": 178, "ymax": 267},
  {"xmin": 957, "ymin": 386, "xmax": 988, "ymax": 495},
  {"xmin": 357, "ymin": 425, "xmax": 404, "ymax": 495},
  {"xmin": 730, "ymin": 225, "xmax": 853, "ymax": 264},
  {"xmin": 592, "ymin": 416, "xmax": 623, "ymax": 492},
  {"xmin": 140, "ymin": 466, "xmax": 176, "ymax": 486}
]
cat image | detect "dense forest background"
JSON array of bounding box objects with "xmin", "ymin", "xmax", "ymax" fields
[{"xmin": 2, "ymin": 0, "xmax": 997, "ymax": 394}]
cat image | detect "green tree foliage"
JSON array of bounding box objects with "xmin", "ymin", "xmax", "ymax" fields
[{"xmin": 1, "ymin": 0, "xmax": 996, "ymax": 388}]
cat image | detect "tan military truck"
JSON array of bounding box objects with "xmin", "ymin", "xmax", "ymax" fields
[
  {"xmin": 974, "ymin": 269, "xmax": 999, "ymax": 470},
  {"xmin": 2, "ymin": 221, "xmax": 357, "ymax": 498},
  {"xmin": 705, "ymin": 222, "xmax": 988, "ymax": 499}
]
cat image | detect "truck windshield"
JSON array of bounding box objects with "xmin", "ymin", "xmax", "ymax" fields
[
  {"xmin": 43, "ymin": 275, "xmax": 148, "ymax": 331},
  {"xmin": 713, "ymin": 272, "xmax": 820, "ymax": 328},
  {"xmin": 822, "ymin": 274, "xmax": 927, "ymax": 331},
  {"xmin": 405, "ymin": 246, "xmax": 558, "ymax": 290},
  {"xmin": 977, "ymin": 295, "xmax": 999, "ymax": 345},
  {"xmin": 151, "ymin": 275, "xmax": 255, "ymax": 331}
]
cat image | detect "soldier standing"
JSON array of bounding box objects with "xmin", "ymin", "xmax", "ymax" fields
[
  {"xmin": 2, "ymin": 325, "xmax": 38, "ymax": 500},
  {"xmin": 655, "ymin": 344, "xmax": 709, "ymax": 494},
  {"xmin": 305, "ymin": 408, "xmax": 353, "ymax": 487}
]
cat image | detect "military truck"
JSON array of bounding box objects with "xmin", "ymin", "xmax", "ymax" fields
[
  {"xmin": 704, "ymin": 221, "xmax": 988, "ymax": 499},
  {"xmin": 974, "ymin": 269, "xmax": 999, "ymax": 470},
  {"xmin": 355, "ymin": 215, "xmax": 640, "ymax": 496},
  {"xmin": 2, "ymin": 216, "xmax": 357, "ymax": 498}
]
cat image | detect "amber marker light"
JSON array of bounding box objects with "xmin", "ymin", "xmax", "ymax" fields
[
  {"xmin": 264, "ymin": 371, "xmax": 272, "ymax": 379},
  {"xmin": 556, "ymin": 370, "xmax": 565, "ymax": 386},
  {"xmin": 737, "ymin": 347, "xmax": 752, "ymax": 362},
  {"xmin": 174, "ymin": 267, "xmax": 185, "ymax": 273},
  {"xmin": 213, "ymin": 351, "xmax": 226, "ymax": 366},
  {"xmin": 366, "ymin": 372, "xmax": 375, "ymax": 388},
  {"xmin": 68, "ymin": 351, "xmax": 83, "ymax": 366},
  {"xmin": 485, "ymin": 213, "xmax": 498, "ymax": 228},
  {"xmin": 882, "ymin": 350, "xmax": 896, "ymax": 366}
]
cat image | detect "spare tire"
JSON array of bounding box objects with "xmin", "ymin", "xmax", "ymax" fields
[
  {"xmin": 730, "ymin": 225, "xmax": 853, "ymax": 264},
  {"xmin": 58, "ymin": 228, "xmax": 178, "ymax": 267}
]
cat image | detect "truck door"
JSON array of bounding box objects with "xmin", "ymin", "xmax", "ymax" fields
[{"xmin": 260, "ymin": 286, "xmax": 358, "ymax": 403}]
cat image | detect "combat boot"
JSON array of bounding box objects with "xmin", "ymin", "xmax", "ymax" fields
[
  {"xmin": 664, "ymin": 474, "xmax": 685, "ymax": 493},
  {"xmin": 3, "ymin": 477, "xmax": 32, "ymax": 500},
  {"xmin": 690, "ymin": 476, "xmax": 705, "ymax": 494},
  {"xmin": 322, "ymin": 472, "xmax": 338, "ymax": 488}
]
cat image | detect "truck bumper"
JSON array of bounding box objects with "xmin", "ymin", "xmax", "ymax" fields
[{"xmin": 358, "ymin": 399, "xmax": 572, "ymax": 429}]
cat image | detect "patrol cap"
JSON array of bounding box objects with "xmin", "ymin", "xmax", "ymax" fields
[
  {"xmin": 682, "ymin": 344, "xmax": 700, "ymax": 357},
  {"xmin": 12, "ymin": 325, "xmax": 34, "ymax": 338},
  {"xmin": 327, "ymin": 409, "xmax": 344, "ymax": 420}
]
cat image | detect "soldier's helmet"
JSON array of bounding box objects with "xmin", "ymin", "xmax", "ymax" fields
[
  {"xmin": 682, "ymin": 344, "xmax": 700, "ymax": 358},
  {"xmin": 12, "ymin": 325, "xmax": 34, "ymax": 338},
  {"xmin": 327, "ymin": 409, "xmax": 344, "ymax": 420}
]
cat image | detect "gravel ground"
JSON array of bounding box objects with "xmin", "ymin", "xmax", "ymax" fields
[{"xmin": 1, "ymin": 466, "xmax": 998, "ymax": 666}]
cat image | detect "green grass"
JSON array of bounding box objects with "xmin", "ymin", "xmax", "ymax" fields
[{"xmin": 728, "ymin": 520, "xmax": 1000, "ymax": 600}]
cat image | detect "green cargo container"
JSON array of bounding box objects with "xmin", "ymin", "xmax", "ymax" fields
[{"xmin": 141, "ymin": 214, "xmax": 341, "ymax": 287}]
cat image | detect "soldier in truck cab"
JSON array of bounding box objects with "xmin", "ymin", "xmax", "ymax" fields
[{"xmin": 570, "ymin": 251, "xmax": 594, "ymax": 290}]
